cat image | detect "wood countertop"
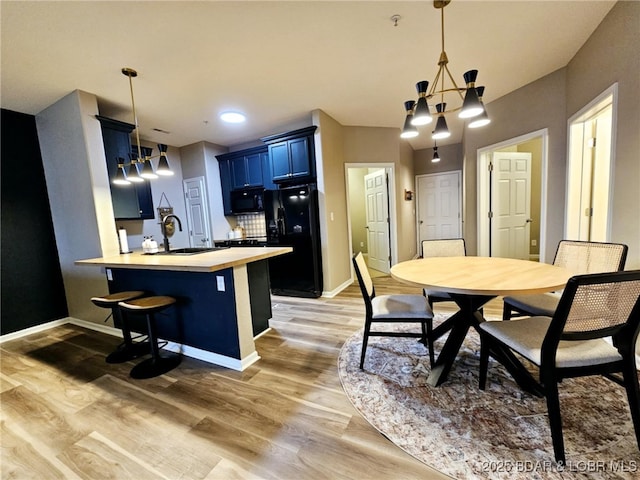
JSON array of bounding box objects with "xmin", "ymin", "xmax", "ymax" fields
[
  {"xmin": 391, "ymin": 256, "xmax": 573, "ymax": 296},
  {"xmin": 75, "ymin": 246, "xmax": 293, "ymax": 273}
]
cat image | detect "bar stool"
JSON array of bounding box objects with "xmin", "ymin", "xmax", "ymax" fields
[
  {"xmin": 118, "ymin": 295, "xmax": 181, "ymax": 379},
  {"xmin": 91, "ymin": 290, "xmax": 149, "ymax": 363}
]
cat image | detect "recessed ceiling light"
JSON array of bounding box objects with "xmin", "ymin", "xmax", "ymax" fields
[{"xmin": 220, "ymin": 111, "xmax": 246, "ymax": 123}]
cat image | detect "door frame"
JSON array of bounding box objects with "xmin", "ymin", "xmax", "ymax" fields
[
  {"xmin": 565, "ymin": 83, "xmax": 617, "ymax": 241},
  {"xmin": 183, "ymin": 176, "xmax": 212, "ymax": 248},
  {"xmin": 415, "ymin": 170, "xmax": 462, "ymax": 254},
  {"xmin": 345, "ymin": 163, "xmax": 397, "ymax": 268},
  {"xmin": 477, "ymin": 128, "xmax": 549, "ymax": 260}
]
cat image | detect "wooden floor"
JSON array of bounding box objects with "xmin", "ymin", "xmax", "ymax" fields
[{"xmin": 1, "ymin": 277, "xmax": 503, "ymax": 480}]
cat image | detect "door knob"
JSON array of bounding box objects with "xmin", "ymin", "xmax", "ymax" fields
[{"xmin": 525, "ymin": 218, "xmax": 533, "ymax": 223}]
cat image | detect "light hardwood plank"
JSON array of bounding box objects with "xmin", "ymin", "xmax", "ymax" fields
[{"xmin": 0, "ymin": 277, "xmax": 483, "ymax": 479}]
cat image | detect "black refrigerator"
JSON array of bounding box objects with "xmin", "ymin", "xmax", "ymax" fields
[{"xmin": 265, "ymin": 184, "xmax": 323, "ymax": 298}]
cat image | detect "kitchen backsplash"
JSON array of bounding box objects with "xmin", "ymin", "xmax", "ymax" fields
[{"xmin": 236, "ymin": 212, "xmax": 266, "ymax": 238}]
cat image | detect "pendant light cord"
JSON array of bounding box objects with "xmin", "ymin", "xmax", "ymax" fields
[{"xmin": 127, "ymin": 73, "xmax": 143, "ymax": 161}]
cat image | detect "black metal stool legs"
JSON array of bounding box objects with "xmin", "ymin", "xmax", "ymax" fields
[
  {"xmin": 91, "ymin": 291, "xmax": 149, "ymax": 364},
  {"xmin": 118, "ymin": 295, "xmax": 181, "ymax": 379},
  {"xmin": 129, "ymin": 311, "xmax": 182, "ymax": 379},
  {"xmin": 105, "ymin": 306, "xmax": 152, "ymax": 364}
]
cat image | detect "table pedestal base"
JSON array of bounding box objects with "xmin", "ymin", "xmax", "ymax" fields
[
  {"xmin": 427, "ymin": 294, "xmax": 492, "ymax": 387},
  {"xmin": 426, "ymin": 293, "xmax": 545, "ymax": 396}
]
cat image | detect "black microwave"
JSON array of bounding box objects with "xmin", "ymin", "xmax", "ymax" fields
[{"xmin": 230, "ymin": 188, "xmax": 264, "ymax": 214}]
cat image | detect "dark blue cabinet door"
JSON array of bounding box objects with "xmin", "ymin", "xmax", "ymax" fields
[
  {"xmin": 289, "ymin": 136, "xmax": 312, "ymax": 178},
  {"xmin": 219, "ymin": 159, "xmax": 233, "ymax": 215},
  {"xmin": 269, "ymin": 142, "xmax": 290, "ymax": 181},
  {"xmin": 98, "ymin": 116, "xmax": 154, "ymax": 220},
  {"xmin": 263, "ymin": 127, "xmax": 316, "ymax": 184},
  {"xmin": 261, "ymin": 151, "xmax": 277, "ymax": 190},
  {"xmin": 230, "ymin": 157, "xmax": 249, "ymax": 189},
  {"xmin": 245, "ymin": 153, "xmax": 263, "ymax": 187},
  {"xmin": 230, "ymin": 154, "xmax": 263, "ymax": 188}
]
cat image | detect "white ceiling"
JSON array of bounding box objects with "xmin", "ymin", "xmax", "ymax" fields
[{"xmin": 1, "ymin": 1, "xmax": 616, "ymax": 150}]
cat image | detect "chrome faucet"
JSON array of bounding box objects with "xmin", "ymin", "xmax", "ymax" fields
[{"xmin": 161, "ymin": 214, "xmax": 183, "ymax": 252}]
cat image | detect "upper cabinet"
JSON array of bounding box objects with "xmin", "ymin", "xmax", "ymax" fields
[
  {"xmin": 261, "ymin": 126, "xmax": 317, "ymax": 184},
  {"xmin": 216, "ymin": 145, "xmax": 270, "ymax": 215},
  {"xmin": 230, "ymin": 150, "xmax": 264, "ymax": 189},
  {"xmin": 97, "ymin": 115, "xmax": 154, "ymax": 220}
]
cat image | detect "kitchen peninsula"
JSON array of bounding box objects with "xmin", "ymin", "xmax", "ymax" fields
[{"xmin": 76, "ymin": 246, "xmax": 292, "ymax": 371}]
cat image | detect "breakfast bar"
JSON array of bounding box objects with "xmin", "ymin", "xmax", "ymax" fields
[{"xmin": 76, "ymin": 246, "xmax": 292, "ymax": 371}]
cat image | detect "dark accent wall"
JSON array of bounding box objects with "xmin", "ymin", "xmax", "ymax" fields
[{"xmin": 1, "ymin": 109, "xmax": 68, "ymax": 334}]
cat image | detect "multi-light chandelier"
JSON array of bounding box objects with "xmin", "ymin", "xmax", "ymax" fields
[
  {"xmin": 113, "ymin": 67, "xmax": 174, "ymax": 185},
  {"xmin": 401, "ymin": 0, "xmax": 490, "ymax": 141}
]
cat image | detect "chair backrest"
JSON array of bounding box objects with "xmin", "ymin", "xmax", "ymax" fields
[
  {"xmin": 353, "ymin": 252, "xmax": 374, "ymax": 308},
  {"xmin": 422, "ymin": 238, "xmax": 466, "ymax": 258},
  {"xmin": 543, "ymin": 270, "xmax": 640, "ymax": 356},
  {"xmin": 553, "ymin": 240, "xmax": 627, "ymax": 274}
]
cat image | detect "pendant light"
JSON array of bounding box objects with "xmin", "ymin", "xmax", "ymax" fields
[
  {"xmin": 126, "ymin": 152, "xmax": 144, "ymax": 183},
  {"xmin": 113, "ymin": 157, "xmax": 131, "ymax": 185},
  {"xmin": 432, "ymin": 142, "xmax": 440, "ymax": 163},
  {"xmin": 468, "ymin": 86, "xmax": 491, "ymax": 128},
  {"xmin": 111, "ymin": 67, "xmax": 174, "ymax": 185},
  {"xmin": 432, "ymin": 103, "xmax": 451, "ymax": 140},
  {"xmin": 400, "ymin": 100, "xmax": 419, "ymax": 139},
  {"xmin": 139, "ymin": 146, "xmax": 158, "ymax": 179},
  {"xmin": 155, "ymin": 144, "xmax": 174, "ymax": 176},
  {"xmin": 400, "ymin": 0, "xmax": 490, "ymax": 140}
]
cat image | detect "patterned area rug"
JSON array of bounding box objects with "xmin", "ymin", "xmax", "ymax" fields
[{"xmin": 337, "ymin": 316, "xmax": 640, "ymax": 479}]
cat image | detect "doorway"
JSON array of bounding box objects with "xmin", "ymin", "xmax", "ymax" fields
[
  {"xmin": 565, "ymin": 84, "xmax": 616, "ymax": 241},
  {"xmin": 364, "ymin": 169, "xmax": 391, "ymax": 273},
  {"xmin": 415, "ymin": 171, "xmax": 462, "ymax": 256},
  {"xmin": 183, "ymin": 176, "xmax": 212, "ymax": 247},
  {"xmin": 345, "ymin": 164, "xmax": 396, "ymax": 276},
  {"xmin": 491, "ymin": 152, "xmax": 532, "ymax": 259},
  {"xmin": 478, "ymin": 129, "xmax": 547, "ymax": 261}
]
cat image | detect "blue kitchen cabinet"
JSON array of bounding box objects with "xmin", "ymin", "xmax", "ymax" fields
[
  {"xmin": 97, "ymin": 115, "xmax": 154, "ymax": 220},
  {"xmin": 262, "ymin": 126, "xmax": 317, "ymax": 184}
]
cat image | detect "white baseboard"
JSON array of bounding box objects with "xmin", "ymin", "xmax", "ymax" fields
[
  {"xmin": 4, "ymin": 315, "xmax": 639, "ymax": 371},
  {"xmin": 322, "ymin": 277, "xmax": 353, "ymax": 298},
  {"xmin": 0, "ymin": 317, "xmax": 72, "ymax": 343},
  {"xmin": 1, "ymin": 317, "xmax": 256, "ymax": 371}
]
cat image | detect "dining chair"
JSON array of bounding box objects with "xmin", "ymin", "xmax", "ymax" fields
[
  {"xmin": 352, "ymin": 252, "xmax": 434, "ymax": 368},
  {"xmin": 502, "ymin": 240, "xmax": 628, "ymax": 320},
  {"xmin": 421, "ymin": 238, "xmax": 466, "ymax": 311},
  {"xmin": 478, "ymin": 269, "xmax": 640, "ymax": 465}
]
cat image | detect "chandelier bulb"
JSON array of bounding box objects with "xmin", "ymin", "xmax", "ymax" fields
[
  {"xmin": 401, "ymin": 101, "xmax": 419, "ymax": 139},
  {"xmin": 432, "ymin": 146, "xmax": 440, "ymax": 163},
  {"xmin": 113, "ymin": 157, "xmax": 131, "ymax": 185},
  {"xmin": 156, "ymin": 144, "xmax": 174, "ymax": 176},
  {"xmin": 127, "ymin": 153, "xmax": 145, "ymax": 182}
]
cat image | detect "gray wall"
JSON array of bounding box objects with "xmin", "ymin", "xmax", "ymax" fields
[
  {"xmin": 464, "ymin": 69, "xmax": 567, "ymax": 262},
  {"xmin": 414, "ymin": 143, "xmax": 463, "ymax": 176},
  {"xmin": 565, "ymin": 0, "xmax": 639, "ymax": 268},
  {"xmin": 36, "ymin": 90, "xmax": 117, "ymax": 324},
  {"xmin": 463, "ymin": 1, "xmax": 639, "ymax": 268}
]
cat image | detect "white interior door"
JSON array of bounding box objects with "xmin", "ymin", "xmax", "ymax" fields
[
  {"xmin": 364, "ymin": 169, "xmax": 390, "ymax": 273},
  {"xmin": 183, "ymin": 176, "xmax": 212, "ymax": 247},
  {"xmin": 566, "ymin": 91, "xmax": 613, "ymax": 242},
  {"xmin": 416, "ymin": 171, "xmax": 461, "ymax": 254},
  {"xmin": 491, "ymin": 152, "xmax": 532, "ymax": 259}
]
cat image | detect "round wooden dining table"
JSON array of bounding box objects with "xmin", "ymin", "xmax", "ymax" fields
[{"xmin": 391, "ymin": 256, "xmax": 573, "ymax": 391}]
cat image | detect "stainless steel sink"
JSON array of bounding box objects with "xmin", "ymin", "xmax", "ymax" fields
[{"xmin": 157, "ymin": 246, "xmax": 230, "ymax": 255}]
